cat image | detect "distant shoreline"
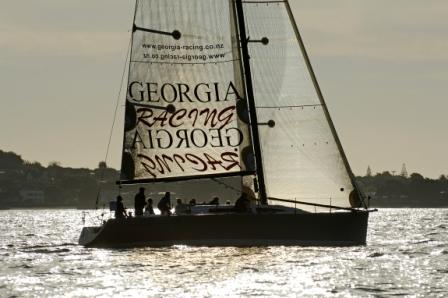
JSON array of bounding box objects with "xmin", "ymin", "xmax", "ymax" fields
[{"xmin": 1, "ymin": 149, "xmax": 447, "ymax": 209}]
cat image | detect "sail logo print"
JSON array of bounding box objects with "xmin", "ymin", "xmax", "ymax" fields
[
  {"xmin": 141, "ymin": 42, "xmax": 227, "ymax": 63},
  {"xmin": 122, "ymin": 7, "xmax": 254, "ymax": 181},
  {"xmin": 126, "ymin": 80, "xmax": 249, "ymax": 179}
]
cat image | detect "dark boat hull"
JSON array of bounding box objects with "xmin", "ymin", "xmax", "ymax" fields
[{"xmin": 79, "ymin": 211, "xmax": 369, "ymax": 248}]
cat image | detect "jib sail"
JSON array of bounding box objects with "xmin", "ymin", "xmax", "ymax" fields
[{"xmin": 242, "ymin": 0, "xmax": 364, "ymax": 210}]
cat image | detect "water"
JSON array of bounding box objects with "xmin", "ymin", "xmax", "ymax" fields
[{"xmin": 0, "ymin": 209, "xmax": 447, "ymax": 297}]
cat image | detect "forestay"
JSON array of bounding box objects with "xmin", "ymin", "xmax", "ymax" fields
[
  {"xmin": 242, "ymin": 0, "xmax": 361, "ymax": 210},
  {"xmin": 120, "ymin": 0, "xmax": 254, "ymax": 183}
]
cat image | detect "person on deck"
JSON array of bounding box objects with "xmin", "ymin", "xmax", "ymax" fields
[
  {"xmin": 144, "ymin": 198, "xmax": 155, "ymax": 216},
  {"xmin": 234, "ymin": 193, "xmax": 250, "ymax": 213},
  {"xmin": 157, "ymin": 192, "xmax": 172, "ymax": 215},
  {"xmin": 134, "ymin": 187, "xmax": 146, "ymax": 216},
  {"xmin": 115, "ymin": 195, "xmax": 127, "ymax": 219},
  {"xmin": 175, "ymin": 198, "xmax": 190, "ymax": 215},
  {"xmin": 208, "ymin": 197, "xmax": 219, "ymax": 205}
]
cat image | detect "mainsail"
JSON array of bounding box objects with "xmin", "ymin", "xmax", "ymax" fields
[
  {"xmin": 120, "ymin": 0, "xmax": 254, "ymax": 183},
  {"xmin": 242, "ymin": 0, "xmax": 362, "ymax": 210}
]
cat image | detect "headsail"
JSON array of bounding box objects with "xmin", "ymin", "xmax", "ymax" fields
[
  {"xmin": 242, "ymin": 0, "xmax": 363, "ymax": 210},
  {"xmin": 120, "ymin": 0, "xmax": 254, "ymax": 183}
]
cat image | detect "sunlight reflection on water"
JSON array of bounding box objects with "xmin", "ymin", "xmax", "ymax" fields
[{"xmin": 0, "ymin": 209, "xmax": 448, "ymax": 297}]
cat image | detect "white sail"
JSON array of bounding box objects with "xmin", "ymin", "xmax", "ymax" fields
[
  {"xmin": 242, "ymin": 1, "xmax": 360, "ymax": 210},
  {"xmin": 121, "ymin": 0, "xmax": 254, "ymax": 182}
]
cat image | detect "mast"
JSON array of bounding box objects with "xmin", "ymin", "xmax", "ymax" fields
[{"xmin": 234, "ymin": 0, "xmax": 268, "ymax": 204}]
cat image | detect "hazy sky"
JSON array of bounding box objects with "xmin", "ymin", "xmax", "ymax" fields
[{"xmin": 1, "ymin": 1, "xmax": 447, "ymax": 178}]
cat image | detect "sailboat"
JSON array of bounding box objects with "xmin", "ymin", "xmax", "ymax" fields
[{"xmin": 79, "ymin": 0, "xmax": 372, "ymax": 248}]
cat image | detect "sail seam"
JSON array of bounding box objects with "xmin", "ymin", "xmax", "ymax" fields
[
  {"xmin": 256, "ymin": 104, "xmax": 322, "ymax": 109},
  {"xmin": 130, "ymin": 59, "xmax": 240, "ymax": 65},
  {"xmin": 242, "ymin": 1, "xmax": 286, "ymax": 3},
  {"xmin": 211, "ymin": 178, "xmax": 242, "ymax": 194}
]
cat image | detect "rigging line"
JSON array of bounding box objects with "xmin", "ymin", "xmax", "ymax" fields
[
  {"xmin": 94, "ymin": 36, "xmax": 132, "ymax": 210},
  {"xmin": 105, "ymin": 37, "xmax": 132, "ymax": 166},
  {"xmin": 211, "ymin": 178, "xmax": 242, "ymax": 194}
]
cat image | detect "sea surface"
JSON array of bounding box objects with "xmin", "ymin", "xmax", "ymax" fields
[{"xmin": 0, "ymin": 209, "xmax": 447, "ymax": 297}]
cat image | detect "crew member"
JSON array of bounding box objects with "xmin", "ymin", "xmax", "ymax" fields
[
  {"xmin": 157, "ymin": 192, "xmax": 172, "ymax": 215},
  {"xmin": 134, "ymin": 187, "xmax": 146, "ymax": 216}
]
